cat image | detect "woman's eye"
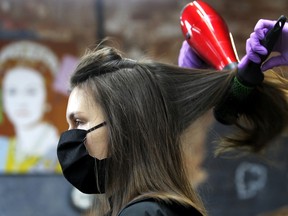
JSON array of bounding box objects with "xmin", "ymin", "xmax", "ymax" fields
[
  {"xmin": 75, "ymin": 119, "xmax": 82, "ymax": 126},
  {"xmin": 6, "ymin": 88, "xmax": 17, "ymax": 96}
]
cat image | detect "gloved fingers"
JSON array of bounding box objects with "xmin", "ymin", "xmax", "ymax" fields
[
  {"xmin": 254, "ymin": 19, "xmax": 277, "ymax": 36},
  {"xmin": 255, "ymin": 19, "xmax": 288, "ymax": 33},
  {"xmin": 250, "ymin": 32, "xmax": 268, "ymax": 55},
  {"xmin": 254, "ymin": 19, "xmax": 288, "ymax": 53},
  {"xmin": 178, "ymin": 40, "xmax": 192, "ymax": 67},
  {"xmin": 245, "ymin": 38, "xmax": 260, "ymax": 63},
  {"xmin": 178, "ymin": 40, "xmax": 209, "ymax": 69},
  {"xmin": 261, "ymin": 55, "xmax": 288, "ymax": 71},
  {"xmin": 245, "ymin": 32, "xmax": 268, "ymax": 64},
  {"xmin": 237, "ymin": 54, "xmax": 249, "ymax": 69},
  {"xmin": 254, "ymin": 27, "xmax": 268, "ymax": 41},
  {"xmin": 180, "ymin": 40, "xmax": 190, "ymax": 52}
]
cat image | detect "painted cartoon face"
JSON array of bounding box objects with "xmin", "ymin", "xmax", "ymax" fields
[{"xmin": 2, "ymin": 67, "xmax": 47, "ymax": 127}]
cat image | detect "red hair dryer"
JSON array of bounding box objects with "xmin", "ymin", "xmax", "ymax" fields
[{"xmin": 180, "ymin": 0, "xmax": 238, "ymax": 70}]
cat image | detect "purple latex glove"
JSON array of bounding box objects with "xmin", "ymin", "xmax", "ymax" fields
[
  {"xmin": 178, "ymin": 40, "xmax": 210, "ymax": 69},
  {"xmin": 238, "ymin": 19, "xmax": 288, "ymax": 71}
]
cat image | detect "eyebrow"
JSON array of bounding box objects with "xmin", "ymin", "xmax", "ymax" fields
[{"xmin": 67, "ymin": 112, "xmax": 83, "ymax": 122}]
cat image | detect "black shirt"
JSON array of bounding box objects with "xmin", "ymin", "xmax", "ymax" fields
[{"xmin": 117, "ymin": 198, "xmax": 203, "ymax": 216}]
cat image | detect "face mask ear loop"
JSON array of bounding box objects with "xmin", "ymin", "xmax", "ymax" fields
[
  {"xmin": 94, "ymin": 157, "xmax": 102, "ymax": 193},
  {"xmin": 87, "ymin": 122, "xmax": 106, "ymax": 133},
  {"xmin": 83, "ymin": 137, "xmax": 90, "ymax": 154},
  {"xmin": 85, "ymin": 121, "xmax": 107, "ymax": 154}
]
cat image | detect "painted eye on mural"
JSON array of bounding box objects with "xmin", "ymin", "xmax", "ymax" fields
[
  {"xmin": 6, "ymin": 88, "xmax": 17, "ymax": 96},
  {"xmin": 26, "ymin": 87, "xmax": 37, "ymax": 96}
]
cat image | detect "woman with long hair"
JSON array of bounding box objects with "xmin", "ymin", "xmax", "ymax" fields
[{"xmin": 57, "ymin": 19, "xmax": 288, "ymax": 216}]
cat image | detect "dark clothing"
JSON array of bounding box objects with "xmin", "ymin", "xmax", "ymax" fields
[{"xmin": 117, "ymin": 198, "xmax": 203, "ymax": 216}]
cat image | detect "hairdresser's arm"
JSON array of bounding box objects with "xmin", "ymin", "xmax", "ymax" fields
[
  {"xmin": 238, "ymin": 19, "xmax": 288, "ymax": 71},
  {"xmin": 178, "ymin": 40, "xmax": 210, "ymax": 68}
]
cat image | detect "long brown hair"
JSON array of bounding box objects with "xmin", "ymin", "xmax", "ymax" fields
[{"xmin": 70, "ymin": 45, "xmax": 288, "ymax": 216}]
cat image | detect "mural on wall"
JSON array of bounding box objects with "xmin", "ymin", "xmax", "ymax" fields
[{"xmin": 0, "ymin": 40, "xmax": 78, "ymax": 174}]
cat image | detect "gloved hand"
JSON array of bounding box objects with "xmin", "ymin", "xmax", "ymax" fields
[
  {"xmin": 257, "ymin": 19, "xmax": 288, "ymax": 70},
  {"xmin": 178, "ymin": 40, "xmax": 210, "ymax": 69},
  {"xmin": 238, "ymin": 19, "xmax": 288, "ymax": 71}
]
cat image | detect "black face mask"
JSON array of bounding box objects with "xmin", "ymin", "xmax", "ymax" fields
[{"xmin": 57, "ymin": 122, "xmax": 107, "ymax": 194}]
